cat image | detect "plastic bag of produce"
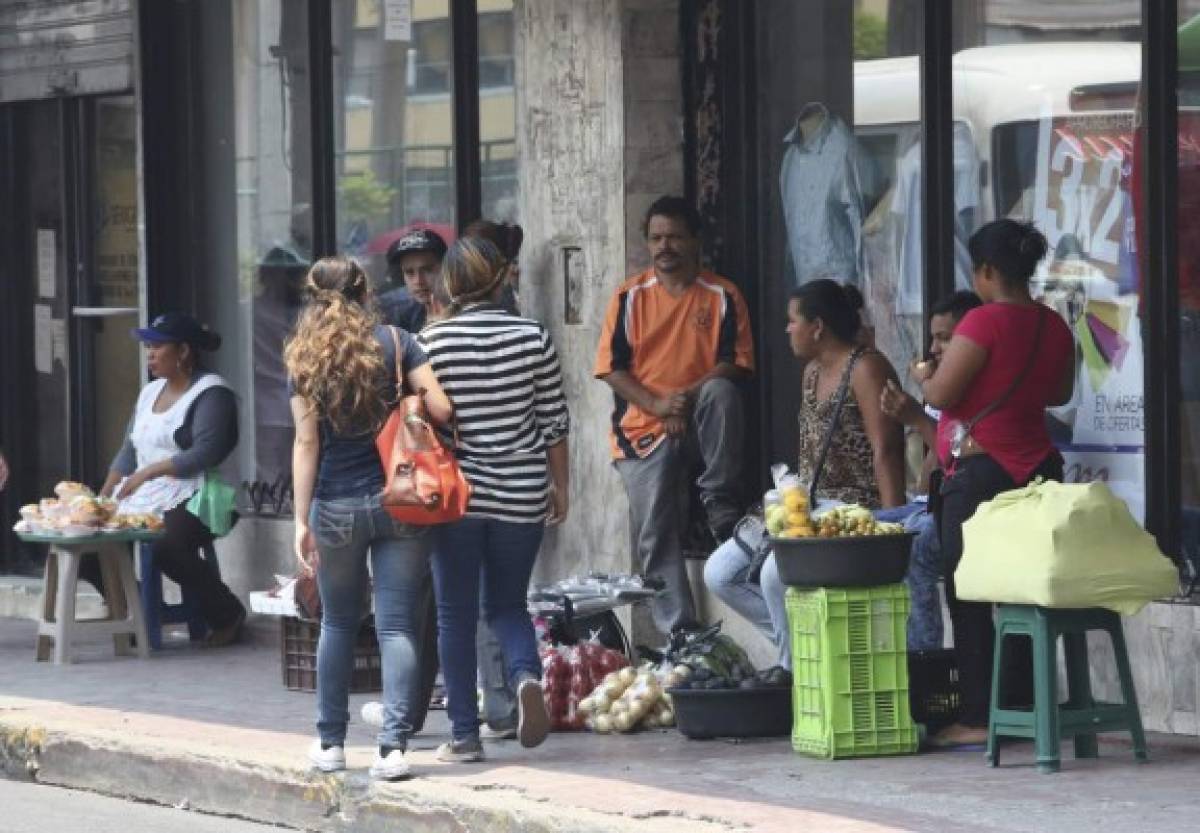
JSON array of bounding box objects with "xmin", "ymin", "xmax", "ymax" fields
[
  {"xmin": 955, "ymin": 480, "xmax": 1177, "ymax": 615},
  {"xmin": 540, "ymin": 641, "xmax": 629, "ymax": 731},
  {"xmin": 665, "ymin": 622, "xmax": 757, "ymax": 688}
]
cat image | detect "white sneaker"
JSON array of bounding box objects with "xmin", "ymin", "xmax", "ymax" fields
[
  {"xmin": 436, "ymin": 737, "xmax": 485, "ymax": 763},
  {"xmin": 308, "ymin": 740, "xmax": 346, "ymax": 773},
  {"xmin": 480, "ymin": 722, "xmax": 518, "ymax": 741},
  {"xmin": 369, "ymin": 748, "xmax": 412, "ymax": 781},
  {"xmin": 361, "ymin": 701, "xmax": 384, "ymax": 727},
  {"xmin": 517, "ymin": 678, "xmax": 551, "ymax": 749}
]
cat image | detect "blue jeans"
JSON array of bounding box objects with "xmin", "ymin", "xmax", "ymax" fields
[
  {"xmin": 702, "ymin": 539, "xmax": 791, "ymax": 669},
  {"xmin": 874, "ymin": 503, "xmax": 944, "ymax": 651},
  {"xmin": 433, "ymin": 517, "xmax": 544, "ymax": 741},
  {"xmin": 477, "ymin": 618, "xmax": 517, "ymax": 729},
  {"xmin": 312, "ymin": 495, "xmax": 430, "ymax": 750}
]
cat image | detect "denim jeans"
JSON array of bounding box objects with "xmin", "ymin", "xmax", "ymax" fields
[
  {"xmin": 702, "ymin": 538, "xmax": 791, "ymax": 669},
  {"xmin": 433, "ymin": 517, "xmax": 544, "ymax": 741},
  {"xmin": 477, "ymin": 618, "xmax": 517, "ymax": 728},
  {"xmin": 312, "ymin": 495, "xmax": 429, "ymax": 750},
  {"xmin": 873, "ymin": 503, "xmax": 944, "ymax": 651}
]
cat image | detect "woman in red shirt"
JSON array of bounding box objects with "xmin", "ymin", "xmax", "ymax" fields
[{"xmin": 917, "ymin": 219, "xmax": 1075, "ymax": 748}]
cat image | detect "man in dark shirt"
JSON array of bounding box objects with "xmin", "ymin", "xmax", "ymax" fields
[{"xmin": 377, "ymin": 229, "xmax": 448, "ymax": 332}]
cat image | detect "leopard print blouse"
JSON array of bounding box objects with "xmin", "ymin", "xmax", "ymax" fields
[{"xmin": 795, "ymin": 348, "xmax": 881, "ymax": 509}]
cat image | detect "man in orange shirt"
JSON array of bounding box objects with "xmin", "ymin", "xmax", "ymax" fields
[{"xmin": 595, "ymin": 196, "xmax": 755, "ymax": 635}]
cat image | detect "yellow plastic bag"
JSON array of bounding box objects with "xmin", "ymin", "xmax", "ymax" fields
[{"xmin": 955, "ymin": 480, "xmax": 1177, "ymax": 615}]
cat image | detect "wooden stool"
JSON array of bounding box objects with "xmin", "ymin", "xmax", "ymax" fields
[
  {"xmin": 987, "ymin": 604, "xmax": 1147, "ymax": 773},
  {"xmin": 35, "ymin": 536, "xmax": 151, "ymax": 664}
]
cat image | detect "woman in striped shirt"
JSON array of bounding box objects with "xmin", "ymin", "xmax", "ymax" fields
[{"xmin": 418, "ymin": 237, "xmax": 570, "ymax": 762}]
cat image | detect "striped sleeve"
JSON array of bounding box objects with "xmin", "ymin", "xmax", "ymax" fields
[{"xmin": 534, "ymin": 327, "xmax": 570, "ymax": 444}]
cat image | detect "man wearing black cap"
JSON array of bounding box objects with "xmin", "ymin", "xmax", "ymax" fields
[{"xmin": 378, "ymin": 228, "xmax": 448, "ymax": 332}]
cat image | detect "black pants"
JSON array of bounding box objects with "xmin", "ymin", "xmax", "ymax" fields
[
  {"xmin": 939, "ymin": 452, "xmax": 1063, "ymax": 727},
  {"xmin": 82, "ymin": 506, "xmax": 244, "ymax": 630}
]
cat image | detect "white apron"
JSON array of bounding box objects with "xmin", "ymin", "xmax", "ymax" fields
[{"xmin": 117, "ymin": 374, "xmax": 231, "ymax": 515}]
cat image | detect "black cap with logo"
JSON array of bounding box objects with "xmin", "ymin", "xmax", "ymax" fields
[{"xmin": 386, "ymin": 228, "xmax": 448, "ymax": 265}]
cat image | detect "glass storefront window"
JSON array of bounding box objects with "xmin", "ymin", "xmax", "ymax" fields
[
  {"xmin": 754, "ymin": 1, "xmax": 923, "ymax": 481},
  {"xmin": 1178, "ymin": 11, "xmax": 1200, "ymax": 576},
  {"xmin": 953, "ymin": 6, "xmax": 1145, "ymax": 521},
  {"xmin": 333, "ymin": 0, "xmax": 455, "ymax": 292},
  {"xmin": 91, "ymin": 97, "xmax": 142, "ymax": 483},
  {"xmin": 230, "ymin": 0, "xmax": 314, "ymax": 513},
  {"xmin": 479, "ymin": 0, "xmax": 517, "ymax": 221}
]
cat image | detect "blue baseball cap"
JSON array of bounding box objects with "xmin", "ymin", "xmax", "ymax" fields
[{"xmin": 133, "ymin": 313, "xmax": 221, "ymax": 351}]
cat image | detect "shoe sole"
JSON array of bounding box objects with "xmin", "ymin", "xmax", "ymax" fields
[
  {"xmin": 480, "ymin": 730, "xmax": 518, "ymax": 742},
  {"xmin": 517, "ymin": 681, "xmax": 550, "ymax": 749},
  {"xmin": 308, "ymin": 756, "xmax": 346, "ymax": 773},
  {"xmin": 436, "ymin": 746, "xmax": 484, "ymax": 763},
  {"xmin": 369, "ymin": 763, "xmax": 412, "ymax": 780}
]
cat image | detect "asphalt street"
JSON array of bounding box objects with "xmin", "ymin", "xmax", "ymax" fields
[{"xmin": 0, "ymin": 781, "xmax": 291, "ymax": 833}]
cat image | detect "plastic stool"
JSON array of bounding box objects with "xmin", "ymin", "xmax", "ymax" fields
[
  {"xmin": 987, "ymin": 605, "xmax": 1148, "ymax": 773},
  {"xmin": 138, "ymin": 540, "xmax": 222, "ymax": 649}
]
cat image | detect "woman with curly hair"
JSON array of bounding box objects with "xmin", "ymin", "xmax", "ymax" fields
[
  {"xmin": 418, "ymin": 237, "xmax": 570, "ymax": 762},
  {"xmin": 285, "ymin": 256, "xmax": 452, "ymax": 780}
]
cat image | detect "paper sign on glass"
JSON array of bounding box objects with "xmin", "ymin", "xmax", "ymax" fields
[
  {"xmin": 37, "ymin": 229, "xmax": 56, "ymax": 298},
  {"xmin": 383, "ymin": 0, "xmax": 412, "ymax": 41}
]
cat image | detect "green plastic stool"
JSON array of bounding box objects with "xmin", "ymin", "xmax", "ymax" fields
[{"xmin": 987, "ymin": 605, "xmax": 1148, "ymax": 773}]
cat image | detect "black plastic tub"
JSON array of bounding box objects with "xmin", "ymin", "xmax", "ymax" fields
[
  {"xmin": 668, "ymin": 686, "xmax": 792, "ymax": 739},
  {"xmin": 770, "ymin": 533, "xmax": 914, "ymax": 588}
]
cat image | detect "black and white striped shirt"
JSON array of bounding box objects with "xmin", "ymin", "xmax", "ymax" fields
[{"xmin": 418, "ymin": 305, "xmax": 570, "ymax": 523}]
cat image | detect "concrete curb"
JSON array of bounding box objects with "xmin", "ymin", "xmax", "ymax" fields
[{"xmin": 0, "ymin": 717, "xmax": 736, "ymax": 833}]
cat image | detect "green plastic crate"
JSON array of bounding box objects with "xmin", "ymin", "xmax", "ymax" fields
[{"xmin": 787, "ymin": 585, "xmax": 919, "ymax": 759}]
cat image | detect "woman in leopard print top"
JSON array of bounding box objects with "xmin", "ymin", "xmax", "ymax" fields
[
  {"xmin": 703, "ymin": 279, "xmax": 905, "ymax": 675},
  {"xmin": 790, "ymin": 280, "xmax": 905, "ymax": 509},
  {"xmin": 796, "ymin": 347, "xmax": 885, "ymax": 507}
]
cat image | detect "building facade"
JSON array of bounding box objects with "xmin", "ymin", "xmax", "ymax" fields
[{"xmin": 4, "ymin": 0, "xmax": 1200, "ymax": 736}]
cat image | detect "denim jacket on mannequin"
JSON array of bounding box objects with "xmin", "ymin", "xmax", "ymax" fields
[{"xmin": 779, "ymin": 102, "xmax": 867, "ymax": 286}]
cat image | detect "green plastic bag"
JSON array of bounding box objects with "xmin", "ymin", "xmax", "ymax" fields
[
  {"xmin": 186, "ymin": 470, "xmax": 237, "ymax": 538},
  {"xmin": 955, "ymin": 480, "xmax": 1177, "ymax": 616}
]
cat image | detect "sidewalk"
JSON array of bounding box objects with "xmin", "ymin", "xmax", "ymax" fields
[{"xmin": 2, "ymin": 614, "xmax": 1199, "ymax": 833}]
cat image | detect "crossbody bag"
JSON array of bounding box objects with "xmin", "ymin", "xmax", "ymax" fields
[
  {"xmin": 949, "ymin": 306, "xmax": 1046, "ymax": 460},
  {"xmin": 732, "ymin": 347, "xmax": 866, "ymax": 582}
]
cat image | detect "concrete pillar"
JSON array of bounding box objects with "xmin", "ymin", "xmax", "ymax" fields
[{"xmin": 516, "ymin": 0, "xmax": 685, "ymax": 645}]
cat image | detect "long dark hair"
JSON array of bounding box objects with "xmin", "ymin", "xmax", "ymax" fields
[
  {"xmin": 463, "ymin": 219, "xmax": 524, "ymax": 261},
  {"xmin": 789, "ymin": 279, "xmax": 862, "ymax": 344},
  {"xmin": 967, "ymin": 219, "xmax": 1049, "ymax": 287}
]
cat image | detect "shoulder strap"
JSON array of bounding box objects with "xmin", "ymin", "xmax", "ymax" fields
[
  {"xmin": 392, "ymin": 325, "xmax": 462, "ymax": 450},
  {"xmin": 388, "ymin": 326, "xmax": 404, "ymax": 396},
  {"xmin": 963, "ymin": 306, "xmax": 1046, "ymax": 433},
  {"xmin": 809, "ymin": 347, "xmax": 866, "ymax": 505}
]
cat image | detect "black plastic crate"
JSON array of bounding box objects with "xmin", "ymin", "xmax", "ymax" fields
[
  {"xmin": 908, "ymin": 649, "xmax": 961, "ymax": 729},
  {"xmin": 281, "ymin": 616, "xmax": 382, "ymax": 693}
]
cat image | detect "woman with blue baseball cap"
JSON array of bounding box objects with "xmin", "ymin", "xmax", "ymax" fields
[{"xmin": 98, "ymin": 312, "xmax": 245, "ymax": 646}]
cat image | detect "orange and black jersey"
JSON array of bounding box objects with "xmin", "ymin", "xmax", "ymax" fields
[{"xmin": 594, "ymin": 269, "xmax": 754, "ymax": 460}]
